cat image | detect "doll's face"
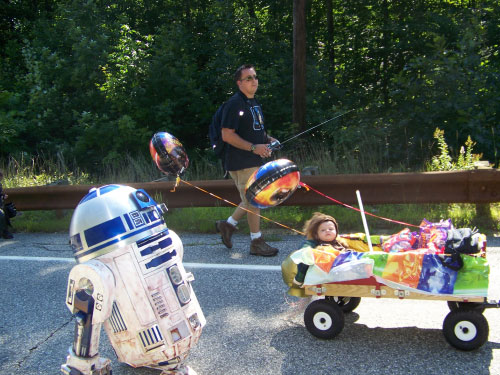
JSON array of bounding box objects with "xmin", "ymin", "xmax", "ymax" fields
[{"xmin": 317, "ymin": 220, "xmax": 337, "ymax": 243}]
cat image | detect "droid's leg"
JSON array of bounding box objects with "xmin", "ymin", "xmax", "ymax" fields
[{"xmin": 61, "ymin": 290, "xmax": 112, "ymax": 375}]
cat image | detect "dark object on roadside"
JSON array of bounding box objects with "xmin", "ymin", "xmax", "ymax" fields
[
  {"xmin": 2, "ymin": 229, "xmax": 13, "ymax": 239},
  {"xmin": 4, "ymin": 202, "xmax": 17, "ymax": 218}
]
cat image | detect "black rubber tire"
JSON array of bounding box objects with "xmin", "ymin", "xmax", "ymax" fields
[
  {"xmin": 447, "ymin": 301, "xmax": 486, "ymax": 314},
  {"xmin": 442, "ymin": 310, "xmax": 489, "ymax": 351},
  {"xmin": 304, "ymin": 299, "xmax": 345, "ymax": 339},
  {"xmin": 326, "ymin": 296, "xmax": 362, "ymax": 313}
]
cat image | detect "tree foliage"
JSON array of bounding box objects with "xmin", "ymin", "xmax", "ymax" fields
[{"xmin": 1, "ymin": 0, "xmax": 499, "ymax": 174}]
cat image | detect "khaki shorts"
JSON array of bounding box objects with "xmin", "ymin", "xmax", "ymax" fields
[{"xmin": 229, "ymin": 166, "xmax": 259, "ymax": 210}]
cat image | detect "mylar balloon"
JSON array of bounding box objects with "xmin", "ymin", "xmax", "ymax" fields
[
  {"xmin": 149, "ymin": 132, "xmax": 189, "ymax": 176},
  {"xmin": 245, "ymin": 159, "xmax": 300, "ymax": 209}
]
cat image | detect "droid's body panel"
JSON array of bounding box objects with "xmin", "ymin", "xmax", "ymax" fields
[{"xmin": 63, "ymin": 185, "xmax": 205, "ymax": 373}]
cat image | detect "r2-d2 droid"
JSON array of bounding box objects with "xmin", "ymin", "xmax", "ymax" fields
[{"xmin": 61, "ymin": 184, "xmax": 205, "ymax": 375}]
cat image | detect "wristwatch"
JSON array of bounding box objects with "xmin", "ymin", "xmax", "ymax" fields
[{"xmin": 250, "ymin": 144, "xmax": 256, "ymax": 152}]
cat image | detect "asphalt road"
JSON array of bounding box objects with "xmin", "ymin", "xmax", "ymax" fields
[{"xmin": 1, "ymin": 232, "xmax": 500, "ymax": 375}]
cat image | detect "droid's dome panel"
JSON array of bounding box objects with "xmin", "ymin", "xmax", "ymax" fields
[{"xmin": 70, "ymin": 185, "xmax": 167, "ymax": 263}]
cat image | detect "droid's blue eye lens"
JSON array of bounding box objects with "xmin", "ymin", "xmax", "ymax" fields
[{"xmin": 136, "ymin": 191, "xmax": 149, "ymax": 202}]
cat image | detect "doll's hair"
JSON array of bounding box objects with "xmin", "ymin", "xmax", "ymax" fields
[{"xmin": 303, "ymin": 212, "xmax": 339, "ymax": 241}]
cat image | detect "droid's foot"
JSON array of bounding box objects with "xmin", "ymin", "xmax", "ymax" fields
[
  {"xmin": 61, "ymin": 347, "xmax": 112, "ymax": 375},
  {"xmin": 61, "ymin": 363, "xmax": 112, "ymax": 375},
  {"xmin": 161, "ymin": 364, "xmax": 197, "ymax": 375}
]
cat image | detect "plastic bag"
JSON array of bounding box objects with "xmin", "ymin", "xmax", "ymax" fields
[
  {"xmin": 381, "ymin": 228, "xmax": 417, "ymax": 253},
  {"xmin": 418, "ymin": 219, "xmax": 452, "ymax": 254}
]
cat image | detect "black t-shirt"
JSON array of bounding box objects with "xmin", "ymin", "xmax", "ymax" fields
[{"xmin": 221, "ymin": 91, "xmax": 268, "ymax": 171}]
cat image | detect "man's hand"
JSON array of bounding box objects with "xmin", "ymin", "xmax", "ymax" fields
[
  {"xmin": 222, "ymin": 128, "xmax": 272, "ymax": 157},
  {"xmin": 253, "ymin": 144, "xmax": 272, "ymax": 158}
]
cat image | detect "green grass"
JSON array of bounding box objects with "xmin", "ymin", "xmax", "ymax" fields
[
  {"xmin": 3, "ymin": 151, "xmax": 500, "ymax": 236},
  {"xmin": 13, "ymin": 202, "xmax": 499, "ymax": 236},
  {"xmin": 13, "ymin": 210, "xmax": 73, "ymax": 233}
]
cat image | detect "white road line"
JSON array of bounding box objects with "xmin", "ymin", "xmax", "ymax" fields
[
  {"xmin": 0, "ymin": 255, "xmax": 74, "ymax": 262},
  {"xmin": 185, "ymin": 262, "xmax": 280, "ymax": 271},
  {"xmin": 0, "ymin": 256, "xmax": 281, "ymax": 271}
]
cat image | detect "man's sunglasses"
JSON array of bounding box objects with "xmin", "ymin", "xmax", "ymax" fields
[{"xmin": 240, "ymin": 75, "xmax": 258, "ymax": 82}]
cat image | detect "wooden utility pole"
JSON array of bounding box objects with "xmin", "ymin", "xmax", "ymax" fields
[
  {"xmin": 326, "ymin": 0, "xmax": 335, "ymax": 74},
  {"xmin": 293, "ymin": 0, "xmax": 306, "ymax": 130}
]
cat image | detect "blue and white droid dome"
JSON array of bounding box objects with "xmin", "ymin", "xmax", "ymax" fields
[{"xmin": 70, "ymin": 185, "xmax": 168, "ymax": 263}]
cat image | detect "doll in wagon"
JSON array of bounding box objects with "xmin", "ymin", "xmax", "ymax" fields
[{"xmin": 291, "ymin": 212, "xmax": 348, "ymax": 287}]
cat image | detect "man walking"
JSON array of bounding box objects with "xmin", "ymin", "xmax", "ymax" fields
[{"xmin": 215, "ymin": 64, "xmax": 279, "ymax": 257}]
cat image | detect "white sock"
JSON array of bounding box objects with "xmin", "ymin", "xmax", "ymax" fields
[
  {"xmin": 250, "ymin": 232, "xmax": 262, "ymax": 240},
  {"xmin": 227, "ymin": 216, "xmax": 238, "ymax": 226}
]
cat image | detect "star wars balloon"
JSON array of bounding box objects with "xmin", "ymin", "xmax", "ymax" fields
[
  {"xmin": 245, "ymin": 159, "xmax": 300, "ymax": 209},
  {"xmin": 150, "ymin": 132, "xmax": 189, "ymax": 176}
]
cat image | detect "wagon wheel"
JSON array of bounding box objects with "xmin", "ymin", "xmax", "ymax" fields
[
  {"xmin": 304, "ymin": 299, "xmax": 345, "ymax": 339},
  {"xmin": 326, "ymin": 296, "xmax": 361, "ymax": 313},
  {"xmin": 442, "ymin": 310, "xmax": 489, "ymax": 351},
  {"xmin": 447, "ymin": 301, "xmax": 485, "ymax": 314}
]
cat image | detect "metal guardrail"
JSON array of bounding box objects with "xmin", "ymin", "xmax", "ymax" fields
[{"xmin": 4, "ymin": 169, "xmax": 500, "ymax": 211}]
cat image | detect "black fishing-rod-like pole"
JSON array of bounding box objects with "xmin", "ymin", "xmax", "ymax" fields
[{"xmin": 268, "ymin": 109, "xmax": 354, "ymax": 150}]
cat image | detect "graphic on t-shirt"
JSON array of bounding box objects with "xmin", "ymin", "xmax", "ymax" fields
[{"xmin": 250, "ymin": 106, "xmax": 264, "ymax": 131}]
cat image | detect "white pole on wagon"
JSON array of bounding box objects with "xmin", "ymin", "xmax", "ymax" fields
[{"xmin": 356, "ymin": 190, "xmax": 374, "ymax": 253}]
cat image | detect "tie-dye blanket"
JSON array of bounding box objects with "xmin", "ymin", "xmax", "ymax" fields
[{"xmin": 285, "ymin": 242, "xmax": 489, "ymax": 297}]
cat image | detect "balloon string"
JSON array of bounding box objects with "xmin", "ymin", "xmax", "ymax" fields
[
  {"xmin": 299, "ymin": 182, "xmax": 420, "ymax": 228},
  {"xmin": 170, "ymin": 176, "xmax": 181, "ymax": 192},
  {"xmin": 179, "ymin": 179, "xmax": 306, "ymax": 235}
]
